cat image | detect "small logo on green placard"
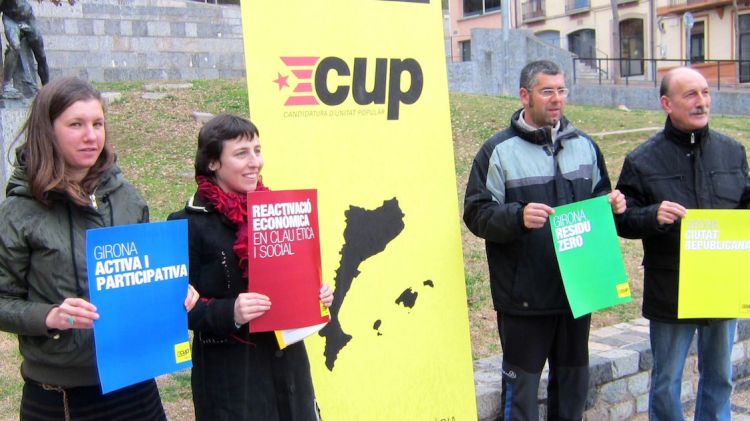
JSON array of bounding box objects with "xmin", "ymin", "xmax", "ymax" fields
[{"xmin": 616, "ymin": 282, "xmax": 631, "ymax": 298}]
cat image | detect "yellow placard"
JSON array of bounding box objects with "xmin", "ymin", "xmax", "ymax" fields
[
  {"xmin": 174, "ymin": 341, "xmax": 191, "ymax": 364},
  {"xmin": 679, "ymin": 209, "xmax": 750, "ymax": 318},
  {"xmin": 241, "ymin": 1, "xmax": 477, "ymax": 419},
  {"xmin": 616, "ymin": 282, "xmax": 631, "ymax": 299}
]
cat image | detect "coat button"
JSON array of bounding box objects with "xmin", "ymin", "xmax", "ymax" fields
[
  {"xmin": 275, "ymin": 350, "xmax": 284, "ymax": 358},
  {"xmin": 523, "ymin": 302, "xmax": 529, "ymax": 307}
]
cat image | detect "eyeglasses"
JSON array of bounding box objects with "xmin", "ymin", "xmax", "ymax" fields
[{"xmin": 537, "ymin": 88, "xmax": 569, "ymax": 98}]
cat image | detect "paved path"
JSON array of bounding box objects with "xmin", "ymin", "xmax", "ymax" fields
[{"xmin": 590, "ymin": 127, "xmax": 662, "ymax": 137}]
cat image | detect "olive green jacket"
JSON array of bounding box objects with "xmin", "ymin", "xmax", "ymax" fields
[{"xmin": 0, "ymin": 165, "xmax": 148, "ymax": 387}]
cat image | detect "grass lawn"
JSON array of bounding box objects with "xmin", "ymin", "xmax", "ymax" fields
[{"xmin": 1, "ymin": 78, "xmax": 749, "ymax": 419}]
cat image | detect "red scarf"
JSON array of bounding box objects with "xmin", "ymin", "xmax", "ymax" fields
[{"xmin": 196, "ymin": 175, "xmax": 269, "ymax": 276}]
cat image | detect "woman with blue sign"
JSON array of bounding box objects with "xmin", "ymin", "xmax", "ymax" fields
[
  {"xmin": 169, "ymin": 114, "xmax": 333, "ymax": 420},
  {"xmin": 0, "ymin": 77, "xmax": 199, "ymax": 420}
]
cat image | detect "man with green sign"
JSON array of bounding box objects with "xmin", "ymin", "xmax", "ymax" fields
[{"xmin": 464, "ymin": 60, "xmax": 625, "ymax": 421}]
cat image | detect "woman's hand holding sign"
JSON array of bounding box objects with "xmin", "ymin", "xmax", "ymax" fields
[
  {"xmin": 233, "ymin": 292, "xmax": 271, "ymax": 326},
  {"xmin": 45, "ymin": 297, "xmax": 99, "ymax": 330}
]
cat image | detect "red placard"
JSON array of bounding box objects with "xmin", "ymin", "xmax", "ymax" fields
[{"xmin": 247, "ymin": 189, "xmax": 329, "ymax": 331}]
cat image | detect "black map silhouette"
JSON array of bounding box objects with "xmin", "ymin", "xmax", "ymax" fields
[
  {"xmin": 373, "ymin": 319, "xmax": 383, "ymax": 336},
  {"xmin": 395, "ymin": 288, "xmax": 418, "ymax": 309},
  {"xmin": 371, "ymin": 279, "xmax": 436, "ymax": 337},
  {"xmin": 394, "ymin": 281, "xmax": 434, "ymax": 312},
  {"xmin": 318, "ymin": 198, "xmax": 405, "ymax": 370}
]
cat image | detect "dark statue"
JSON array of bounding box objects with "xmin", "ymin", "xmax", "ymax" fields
[{"xmin": 0, "ymin": 0, "xmax": 75, "ymax": 100}]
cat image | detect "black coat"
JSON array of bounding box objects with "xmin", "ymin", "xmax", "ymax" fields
[
  {"xmin": 615, "ymin": 118, "xmax": 750, "ymax": 322},
  {"xmin": 168, "ymin": 192, "xmax": 319, "ymax": 421}
]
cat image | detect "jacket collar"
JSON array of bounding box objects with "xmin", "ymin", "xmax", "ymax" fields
[
  {"xmin": 6, "ymin": 164, "xmax": 124, "ymax": 204},
  {"xmin": 185, "ymin": 191, "xmax": 212, "ymax": 213},
  {"xmin": 664, "ymin": 116, "xmax": 709, "ymax": 147},
  {"xmin": 509, "ymin": 108, "xmax": 577, "ymax": 145}
]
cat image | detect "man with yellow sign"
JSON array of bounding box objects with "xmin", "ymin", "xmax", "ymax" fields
[{"xmin": 615, "ymin": 67, "xmax": 750, "ymax": 421}]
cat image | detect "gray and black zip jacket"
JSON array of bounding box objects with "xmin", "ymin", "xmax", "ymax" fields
[
  {"xmin": 463, "ymin": 108, "xmax": 612, "ymax": 316},
  {"xmin": 0, "ymin": 165, "xmax": 148, "ymax": 387}
]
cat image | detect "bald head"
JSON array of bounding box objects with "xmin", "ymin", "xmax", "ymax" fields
[
  {"xmin": 659, "ymin": 67, "xmax": 710, "ymax": 132},
  {"xmin": 660, "ymin": 67, "xmax": 706, "ymax": 97}
]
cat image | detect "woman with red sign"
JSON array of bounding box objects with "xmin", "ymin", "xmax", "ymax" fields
[{"xmin": 169, "ymin": 113, "xmax": 333, "ymax": 420}]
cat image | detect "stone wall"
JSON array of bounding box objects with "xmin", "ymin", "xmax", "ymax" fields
[
  {"xmin": 32, "ymin": 0, "xmax": 244, "ymax": 82},
  {"xmin": 474, "ymin": 319, "xmax": 750, "ymax": 420},
  {"xmin": 570, "ymin": 83, "xmax": 750, "ymax": 117},
  {"xmin": 448, "ymin": 28, "xmax": 575, "ymax": 98}
]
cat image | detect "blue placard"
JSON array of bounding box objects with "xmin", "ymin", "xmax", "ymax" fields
[{"xmin": 86, "ymin": 220, "xmax": 191, "ymax": 393}]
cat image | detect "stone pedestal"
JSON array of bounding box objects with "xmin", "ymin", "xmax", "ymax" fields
[{"xmin": 0, "ymin": 102, "xmax": 30, "ymax": 201}]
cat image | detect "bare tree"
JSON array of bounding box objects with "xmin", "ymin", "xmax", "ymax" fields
[{"xmin": 610, "ymin": 0, "xmax": 621, "ymax": 83}]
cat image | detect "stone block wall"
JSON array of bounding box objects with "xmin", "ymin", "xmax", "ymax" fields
[
  {"xmin": 30, "ymin": 0, "xmax": 244, "ymax": 82},
  {"xmin": 448, "ymin": 28, "xmax": 576, "ymax": 98},
  {"xmin": 474, "ymin": 318, "xmax": 750, "ymax": 421}
]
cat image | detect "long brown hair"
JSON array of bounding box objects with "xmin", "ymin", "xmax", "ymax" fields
[{"xmin": 14, "ymin": 77, "xmax": 114, "ymax": 206}]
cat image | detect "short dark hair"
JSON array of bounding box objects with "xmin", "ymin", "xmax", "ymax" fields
[
  {"xmin": 520, "ymin": 60, "xmax": 562, "ymax": 91},
  {"xmin": 194, "ymin": 114, "xmax": 259, "ymax": 179}
]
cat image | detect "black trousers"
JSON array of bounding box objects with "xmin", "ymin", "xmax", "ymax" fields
[
  {"xmin": 20, "ymin": 378, "xmax": 166, "ymax": 421},
  {"xmin": 497, "ymin": 312, "xmax": 591, "ymax": 421}
]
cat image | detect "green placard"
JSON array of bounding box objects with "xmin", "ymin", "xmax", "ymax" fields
[{"xmin": 550, "ymin": 195, "xmax": 631, "ymax": 318}]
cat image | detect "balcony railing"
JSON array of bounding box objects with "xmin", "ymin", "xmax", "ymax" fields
[
  {"xmin": 668, "ymin": 0, "xmax": 728, "ymax": 5},
  {"xmin": 572, "ymin": 57, "xmax": 749, "ymax": 90},
  {"xmin": 522, "ymin": 0, "xmax": 545, "ymax": 22},
  {"xmin": 565, "ymin": 0, "xmax": 590, "ymax": 14},
  {"xmin": 658, "ymin": 0, "xmax": 733, "ymax": 15}
]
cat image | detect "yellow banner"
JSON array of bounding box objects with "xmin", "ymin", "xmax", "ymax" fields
[
  {"xmin": 241, "ymin": 1, "xmax": 477, "ymax": 419},
  {"xmin": 679, "ymin": 209, "xmax": 750, "ymax": 318}
]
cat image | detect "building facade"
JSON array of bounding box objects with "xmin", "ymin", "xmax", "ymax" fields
[
  {"xmin": 449, "ymin": 0, "xmax": 750, "ymax": 85},
  {"xmin": 448, "ymin": 0, "xmax": 503, "ymax": 62}
]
